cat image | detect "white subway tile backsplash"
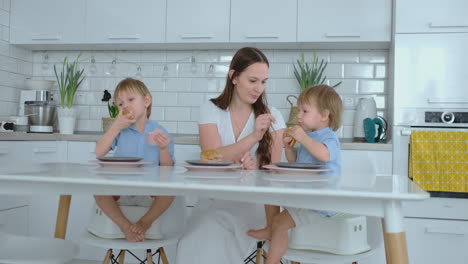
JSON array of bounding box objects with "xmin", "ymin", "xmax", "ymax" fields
[
  {"xmin": 164, "ymin": 107, "xmax": 191, "ymax": 121},
  {"xmin": 9, "ymin": 46, "xmax": 32, "ymax": 62},
  {"xmin": 0, "ymin": 40, "xmax": 8, "ymax": 56},
  {"xmin": 165, "ymin": 78, "xmax": 191, "ymax": 92},
  {"xmin": 330, "ymin": 51, "xmax": 359, "ymax": 63},
  {"xmin": 344, "ymin": 64, "xmax": 373, "ymax": 79},
  {"xmin": 76, "ymin": 119, "xmax": 102, "ymax": 132},
  {"xmin": 359, "ymin": 80, "xmax": 386, "ymax": 94},
  {"xmin": 359, "ymin": 51, "xmax": 388, "ymax": 63},
  {"xmin": 177, "ymin": 121, "xmax": 198, "ymax": 134},
  {"xmin": 374, "ymin": 64, "xmax": 387, "ymax": 78},
  {"xmin": 0, "ymin": 9, "xmax": 9, "ymax": 26},
  {"xmin": 19, "ymin": 49, "xmax": 390, "ymax": 137},
  {"xmin": 0, "ymin": 85, "xmax": 17, "ymax": 102},
  {"xmin": 303, "ymin": 50, "xmax": 330, "ymax": 63},
  {"xmin": 1, "ymin": 25, "xmax": 8, "ymax": 42}
]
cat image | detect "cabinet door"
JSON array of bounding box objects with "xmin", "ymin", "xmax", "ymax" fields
[
  {"xmin": 396, "ymin": 0, "xmax": 468, "ymax": 33},
  {"xmin": 405, "ymin": 218, "xmax": 468, "ymax": 264},
  {"xmin": 86, "ymin": 0, "xmax": 166, "ymax": 43},
  {"xmin": 0, "ymin": 206, "xmax": 29, "ymax": 236},
  {"xmin": 166, "ymin": 0, "xmax": 230, "ymax": 43},
  {"xmin": 230, "ymin": 0, "xmax": 296, "ymax": 43},
  {"xmin": 394, "ymin": 34, "xmax": 468, "ymax": 109},
  {"xmin": 0, "ymin": 141, "xmax": 67, "ymax": 167},
  {"xmin": 67, "ymin": 141, "xmax": 97, "ymax": 163},
  {"xmin": 298, "ymin": 0, "xmax": 391, "ymax": 42},
  {"xmin": 10, "ymin": 0, "xmax": 85, "ymax": 44}
]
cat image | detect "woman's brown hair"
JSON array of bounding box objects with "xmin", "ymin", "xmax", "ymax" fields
[
  {"xmin": 297, "ymin": 84, "xmax": 343, "ymax": 131},
  {"xmin": 210, "ymin": 47, "xmax": 272, "ymax": 169},
  {"xmin": 114, "ymin": 78, "xmax": 152, "ymax": 118}
]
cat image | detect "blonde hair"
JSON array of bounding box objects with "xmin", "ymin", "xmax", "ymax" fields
[
  {"xmin": 297, "ymin": 84, "xmax": 343, "ymax": 131},
  {"xmin": 114, "ymin": 78, "xmax": 152, "ymax": 118}
]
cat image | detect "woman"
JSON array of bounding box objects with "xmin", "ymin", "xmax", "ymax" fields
[{"xmin": 175, "ymin": 47, "xmax": 286, "ymax": 264}]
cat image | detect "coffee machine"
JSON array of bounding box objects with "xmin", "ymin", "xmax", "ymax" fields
[{"xmin": 20, "ymin": 89, "xmax": 57, "ymax": 133}]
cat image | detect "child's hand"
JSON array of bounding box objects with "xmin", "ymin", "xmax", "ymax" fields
[
  {"xmin": 147, "ymin": 129, "xmax": 170, "ymax": 149},
  {"xmin": 253, "ymin": 113, "xmax": 275, "ymax": 141},
  {"xmin": 112, "ymin": 109, "xmax": 136, "ymax": 131},
  {"xmin": 239, "ymin": 152, "xmax": 257, "ymax": 170},
  {"xmin": 286, "ymin": 125, "xmax": 307, "ymax": 144}
]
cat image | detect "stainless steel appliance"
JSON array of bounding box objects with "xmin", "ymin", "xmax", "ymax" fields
[{"xmin": 24, "ymin": 101, "xmax": 56, "ymax": 133}]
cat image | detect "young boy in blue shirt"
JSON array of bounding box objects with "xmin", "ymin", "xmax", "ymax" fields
[
  {"xmin": 94, "ymin": 78, "xmax": 175, "ymax": 242},
  {"xmin": 248, "ymin": 84, "xmax": 343, "ymax": 264}
]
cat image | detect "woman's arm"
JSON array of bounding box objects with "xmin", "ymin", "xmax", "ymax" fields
[
  {"xmin": 199, "ymin": 124, "xmax": 259, "ymax": 162},
  {"xmin": 270, "ymin": 129, "xmax": 285, "ymax": 163}
]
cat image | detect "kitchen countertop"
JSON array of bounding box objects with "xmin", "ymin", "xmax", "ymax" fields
[{"xmin": 0, "ymin": 131, "xmax": 392, "ymax": 151}]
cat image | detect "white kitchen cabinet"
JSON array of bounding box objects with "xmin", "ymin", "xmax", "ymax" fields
[
  {"xmin": 395, "ymin": 0, "xmax": 468, "ymax": 33},
  {"xmin": 405, "ymin": 218, "xmax": 468, "ymax": 264},
  {"xmin": 166, "ymin": 0, "xmax": 230, "ymax": 43},
  {"xmin": 394, "ymin": 33, "xmax": 468, "ymax": 110},
  {"xmin": 0, "ymin": 206, "xmax": 29, "ymax": 236},
  {"xmin": 10, "ymin": 0, "xmax": 86, "ymax": 44},
  {"xmin": 230, "ymin": 0, "xmax": 297, "ymax": 43},
  {"xmin": 85, "ymin": 0, "xmax": 166, "ymax": 44},
  {"xmin": 0, "ymin": 141, "xmax": 67, "ymax": 167},
  {"xmin": 67, "ymin": 141, "xmax": 96, "ymax": 163},
  {"xmin": 297, "ymin": 0, "xmax": 391, "ymax": 42}
]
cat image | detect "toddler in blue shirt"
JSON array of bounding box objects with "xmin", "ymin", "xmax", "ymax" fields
[
  {"xmin": 94, "ymin": 78, "xmax": 175, "ymax": 242},
  {"xmin": 248, "ymin": 84, "xmax": 343, "ymax": 264}
]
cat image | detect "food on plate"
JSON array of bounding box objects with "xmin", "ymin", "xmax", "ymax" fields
[
  {"xmin": 200, "ymin": 149, "xmax": 223, "ymax": 162},
  {"xmin": 285, "ymin": 127, "xmax": 296, "ymax": 147}
]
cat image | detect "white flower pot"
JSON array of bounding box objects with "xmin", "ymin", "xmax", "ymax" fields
[{"xmin": 57, "ymin": 107, "xmax": 77, "ymax": 135}]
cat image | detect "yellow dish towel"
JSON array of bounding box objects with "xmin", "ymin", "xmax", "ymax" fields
[{"xmin": 409, "ymin": 130, "xmax": 468, "ymax": 192}]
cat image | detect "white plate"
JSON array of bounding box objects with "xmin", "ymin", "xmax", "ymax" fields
[
  {"xmin": 90, "ymin": 160, "xmax": 154, "ymax": 168},
  {"xmin": 178, "ymin": 163, "xmax": 242, "ymax": 172},
  {"xmin": 263, "ymin": 164, "xmax": 330, "ymax": 174},
  {"xmin": 263, "ymin": 174, "xmax": 328, "ymax": 183}
]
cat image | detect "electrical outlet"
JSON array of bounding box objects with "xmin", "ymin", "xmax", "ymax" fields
[{"xmin": 343, "ymin": 97, "xmax": 354, "ymax": 107}]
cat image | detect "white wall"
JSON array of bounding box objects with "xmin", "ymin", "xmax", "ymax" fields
[
  {"xmin": 0, "ymin": 0, "xmax": 32, "ymax": 117},
  {"xmin": 31, "ymin": 49, "xmax": 389, "ymax": 137}
]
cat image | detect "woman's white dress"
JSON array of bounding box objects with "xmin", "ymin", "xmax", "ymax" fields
[{"xmin": 175, "ymin": 101, "xmax": 286, "ymax": 264}]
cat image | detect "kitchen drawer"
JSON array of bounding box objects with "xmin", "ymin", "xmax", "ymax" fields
[
  {"xmin": 0, "ymin": 141, "xmax": 67, "ymax": 167},
  {"xmin": 405, "ymin": 218, "xmax": 468, "ymax": 264},
  {"xmin": 403, "ymin": 197, "xmax": 468, "ymax": 220},
  {"xmin": 0, "ymin": 206, "xmax": 29, "ymax": 236},
  {"xmin": 67, "ymin": 141, "xmax": 97, "ymax": 163}
]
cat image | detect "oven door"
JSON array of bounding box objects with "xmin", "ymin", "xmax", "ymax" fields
[{"xmin": 393, "ymin": 125, "xmax": 468, "ymax": 198}]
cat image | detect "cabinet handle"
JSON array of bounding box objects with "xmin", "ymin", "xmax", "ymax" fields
[
  {"xmin": 325, "ymin": 33, "xmax": 361, "ymax": 38},
  {"xmin": 107, "ymin": 34, "xmax": 141, "ymax": 40},
  {"xmin": 401, "ymin": 129, "xmax": 411, "ymax": 136},
  {"xmin": 426, "ymin": 226, "xmax": 468, "ymax": 236},
  {"xmin": 179, "ymin": 34, "xmax": 214, "ymax": 39},
  {"xmin": 0, "ymin": 148, "xmax": 9, "ymax": 155},
  {"xmin": 32, "ymin": 147, "xmax": 57, "ymax": 153},
  {"xmin": 245, "ymin": 34, "xmax": 279, "ymax": 39},
  {"xmin": 31, "ymin": 35, "xmax": 62, "ymax": 40},
  {"xmin": 428, "ymin": 97, "xmax": 468, "ymax": 104},
  {"xmin": 429, "ymin": 22, "xmax": 468, "ymax": 28}
]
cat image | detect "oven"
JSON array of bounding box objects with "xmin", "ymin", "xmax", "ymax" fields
[{"xmin": 393, "ymin": 109, "xmax": 468, "ymax": 198}]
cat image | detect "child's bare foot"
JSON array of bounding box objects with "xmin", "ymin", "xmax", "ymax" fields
[
  {"xmin": 130, "ymin": 220, "xmax": 152, "ymax": 235},
  {"xmin": 247, "ymin": 227, "xmax": 272, "ymax": 240},
  {"xmin": 121, "ymin": 225, "xmax": 145, "ymax": 242}
]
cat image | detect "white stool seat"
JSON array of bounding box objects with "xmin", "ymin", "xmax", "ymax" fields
[
  {"xmin": 81, "ymin": 230, "xmax": 181, "ymax": 250},
  {"xmin": 0, "ymin": 231, "xmax": 79, "ymax": 264}
]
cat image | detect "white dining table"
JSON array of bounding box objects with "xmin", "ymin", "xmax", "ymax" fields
[{"xmin": 0, "ymin": 162, "xmax": 429, "ymax": 264}]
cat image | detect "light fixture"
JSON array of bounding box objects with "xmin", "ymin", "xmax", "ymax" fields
[
  {"xmin": 106, "ymin": 59, "xmax": 117, "ymax": 76},
  {"xmin": 41, "ymin": 52, "xmax": 49, "ymax": 71},
  {"xmin": 190, "ymin": 56, "xmax": 197, "ymax": 74},
  {"xmin": 207, "ymin": 64, "xmax": 215, "ymax": 78},
  {"xmin": 89, "ymin": 55, "xmax": 97, "ymax": 75},
  {"xmin": 135, "ymin": 65, "xmax": 143, "ymax": 80},
  {"xmin": 161, "ymin": 64, "xmax": 169, "ymax": 81}
]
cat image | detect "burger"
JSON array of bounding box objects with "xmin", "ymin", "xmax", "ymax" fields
[
  {"xmin": 200, "ymin": 149, "xmax": 223, "ymax": 162},
  {"xmin": 285, "ymin": 128, "xmax": 296, "ymax": 147}
]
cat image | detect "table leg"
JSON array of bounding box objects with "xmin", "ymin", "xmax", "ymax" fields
[
  {"xmin": 382, "ymin": 200, "xmax": 408, "ymax": 264},
  {"xmin": 54, "ymin": 195, "xmax": 72, "ymax": 239}
]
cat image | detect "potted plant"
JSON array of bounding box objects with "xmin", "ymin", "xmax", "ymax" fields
[
  {"xmin": 287, "ymin": 51, "xmax": 341, "ymax": 126},
  {"xmin": 54, "ymin": 53, "xmax": 85, "ymax": 134},
  {"xmin": 101, "ymin": 90, "xmax": 119, "ymax": 132}
]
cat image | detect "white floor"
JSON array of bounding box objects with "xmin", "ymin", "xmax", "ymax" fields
[{"xmin": 67, "ymin": 261, "xmax": 101, "ymax": 264}]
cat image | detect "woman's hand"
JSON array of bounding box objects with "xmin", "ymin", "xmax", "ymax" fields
[
  {"xmin": 253, "ymin": 113, "xmax": 275, "ymax": 141},
  {"xmin": 239, "ymin": 151, "xmax": 257, "ymax": 170},
  {"xmin": 147, "ymin": 129, "xmax": 170, "ymax": 150}
]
